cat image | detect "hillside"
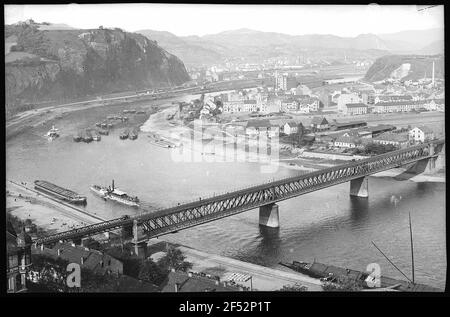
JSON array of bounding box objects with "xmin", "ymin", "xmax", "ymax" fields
[
  {"xmin": 363, "ymin": 55, "xmax": 444, "ymax": 82},
  {"xmin": 5, "ymin": 20, "xmax": 190, "ymax": 116},
  {"xmin": 136, "ymin": 29, "xmax": 223, "ymax": 66}
]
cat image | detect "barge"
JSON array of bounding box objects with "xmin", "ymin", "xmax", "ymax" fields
[
  {"xmin": 279, "ymin": 260, "xmax": 441, "ymax": 292},
  {"xmin": 34, "ymin": 180, "xmax": 87, "ymax": 205}
]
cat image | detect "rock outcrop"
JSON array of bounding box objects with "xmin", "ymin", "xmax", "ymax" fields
[{"xmin": 5, "ymin": 21, "xmax": 190, "ymax": 116}]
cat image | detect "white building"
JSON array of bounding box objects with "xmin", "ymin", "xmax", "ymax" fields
[
  {"xmin": 337, "ymin": 93, "xmax": 362, "ymax": 112},
  {"xmin": 409, "ymin": 126, "xmax": 434, "ymax": 143},
  {"xmin": 283, "ymin": 121, "xmax": 298, "ymax": 135}
]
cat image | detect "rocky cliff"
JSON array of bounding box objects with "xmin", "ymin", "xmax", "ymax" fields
[
  {"xmin": 364, "ymin": 54, "xmax": 444, "ymax": 82},
  {"xmin": 5, "ymin": 21, "xmax": 190, "ymax": 116}
]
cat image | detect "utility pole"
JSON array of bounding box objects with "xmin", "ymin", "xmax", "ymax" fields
[{"xmin": 409, "ymin": 212, "xmax": 415, "ymax": 284}]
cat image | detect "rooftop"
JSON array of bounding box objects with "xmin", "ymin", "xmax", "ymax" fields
[
  {"xmin": 335, "ymin": 136, "xmax": 358, "ymax": 144},
  {"xmin": 373, "ymin": 132, "xmax": 409, "ymax": 142},
  {"xmin": 333, "ymin": 120, "xmax": 366, "ymax": 127},
  {"xmin": 346, "ymin": 103, "xmax": 368, "ymax": 108},
  {"xmin": 311, "ymin": 116, "xmax": 328, "ymax": 125},
  {"xmin": 162, "ymin": 271, "xmax": 242, "ymax": 292},
  {"xmin": 246, "ymin": 119, "xmax": 273, "ymax": 129},
  {"xmin": 412, "ymin": 126, "xmax": 434, "ymax": 134},
  {"xmin": 34, "ymin": 242, "xmax": 123, "ymax": 275}
]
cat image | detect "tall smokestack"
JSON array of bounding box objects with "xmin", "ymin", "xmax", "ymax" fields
[{"xmin": 432, "ymin": 61, "xmax": 435, "ymax": 86}]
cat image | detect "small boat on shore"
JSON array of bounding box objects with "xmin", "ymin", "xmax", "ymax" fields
[
  {"xmin": 92, "ymin": 130, "xmax": 101, "ymax": 141},
  {"xmin": 83, "ymin": 130, "xmax": 93, "ymax": 143},
  {"xmin": 46, "ymin": 126, "xmax": 59, "ymax": 140},
  {"xmin": 73, "ymin": 131, "xmax": 82, "ymax": 142},
  {"xmin": 120, "ymin": 129, "xmax": 129, "ymax": 140},
  {"xmin": 98, "ymin": 128, "xmax": 109, "ymax": 136},
  {"xmin": 129, "ymin": 128, "xmax": 138, "ymax": 140}
]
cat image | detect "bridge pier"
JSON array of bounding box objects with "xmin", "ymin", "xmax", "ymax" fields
[
  {"xmin": 350, "ymin": 177, "xmax": 368, "ymax": 198},
  {"xmin": 259, "ymin": 203, "xmax": 279, "ymax": 228},
  {"xmin": 121, "ymin": 224, "xmax": 133, "ymax": 239},
  {"xmin": 409, "ymin": 157, "xmax": 437, "ymax": 174}
]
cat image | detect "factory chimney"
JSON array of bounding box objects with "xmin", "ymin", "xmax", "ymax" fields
[{"xmin": 432, "ymin": 61, "xmax": 435, "ymax": 86}]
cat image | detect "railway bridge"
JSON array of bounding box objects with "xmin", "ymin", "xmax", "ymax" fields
[{"xmin": 34, "ymin": 139, "xmax": 445, "ymax": 254}]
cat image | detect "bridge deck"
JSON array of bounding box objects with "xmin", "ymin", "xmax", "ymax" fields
[{"xmin": 34, "ymin": 139, "xmax": 444, "ymax": 245}]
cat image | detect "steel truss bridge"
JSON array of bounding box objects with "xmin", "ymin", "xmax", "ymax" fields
[{"xmin": 34, "ymin": 139, "xmax": 444, "ymax": 246}]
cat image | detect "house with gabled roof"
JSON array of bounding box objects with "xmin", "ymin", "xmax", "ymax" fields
[
  {"xmin": 409, "ymin": 126, "xmax": 435, "ymax": 143},
  {"xmin": 310, "ymin": 116, "xmax": 329, "ymax": 132}
]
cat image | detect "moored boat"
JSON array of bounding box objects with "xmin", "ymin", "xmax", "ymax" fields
[
  {"xmin": 73, "ymin": 131, "xmax": 82, "ymax": 142},
  {"xmin": 83, "ymin": 130, "xmax": 93, "ymax": 143},
  {"xmin": 90, "ymin": 184, "xmax": 108, "ymax": 197},
  {"xmin": 46, "ymin": 126, "xmax": 59, "ymax": 140},
  {"xmin": 129, "ymin": 128, "xmax": 138, "ymax": 140},
  {"xmin": 120, "ymin": 129, "xmax": 129, "ymax": 139},
  {"xmin": 91, "ymin": 180, "xmax": 139, "ymax": 207},
  {"xmin": 98, "ymin": 128, "xmax": 109, "ymax": 135},
  {"xmin": 279, "ymin": 260, "xmax": 442, "ymax": 292},
  {"xmin": 92, "ymin": 130, "xmax": 101, "ymax": 141}
]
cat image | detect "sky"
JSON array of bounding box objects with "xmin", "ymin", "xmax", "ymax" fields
[{"xmin": 4, "ymin": 4, "xmax": 444, "ymax": 37}]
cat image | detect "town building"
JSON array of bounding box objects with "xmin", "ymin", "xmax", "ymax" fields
[
  {"xmin": 372, "ymin": 132, "xmax": 409, "ymax": 148},
  {"xmin": 332, "ymin": 120, "xmax": 367, "ymax": 131},
  {"xmin": 334, "ymin": 136, "xmax": 358, "ymax": 148},
  {"xmin": 7, "ymin": 221, "xmax": 32, "ymax": 293},
  {"xmin": 374, "ymin": 95, "xmax": 413, "ymax": 104},
  {"xmin": 409, "ymin": 126, "xmax": 435, "ymax": 143},
  {"xmin": 295, "ymin": 84, "xmax": 312, "ymax": 96},
  {"xmin": 337, "ymin": 93, "xmax": 362, "ymax": 112},
  {"xmin": 365, "ymin": 124, "xmax": 396, "ymax": 137},
  {"xmin": 33, "ymin": 242, "xmax": 124, "ymax": 277},
  {"xmin": 222, "ymin": 99, "xmax": 259, "ymax": 113},
  {"xmin": 423, "ymin": 99, "xmax": 445, "ymax": 111},
  {"xmin": 298, "ymin": 98, "xmax": 320, "ymax": 113},
  {"xmin": 283, "ymin": 121, "xmax": 299, "ymax": 135},
  {"xmin": 245, "ymin": 120, "xmax": 279, "ymax": 137},
  {"xmin": 281, "ymin": 99, "xmax": 298, "ymax": 112},
  {"xmin": 275, "ymin": 73, "xmax": 297, "ymax": 91},
  {"xmin": 372, "ymin": 100, "xmax": 430, "ymax": 113},
  {"xmin": 310, "ymin": 117, "xmax": 329, "ymax": 132},
  {"xmin": 344, "ymin": 103, "xmax": 369, "ymax": 115}
]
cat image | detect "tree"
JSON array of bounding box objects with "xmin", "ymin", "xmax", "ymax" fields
[
  {"xmin": 138, "ymin": 259, "xmax": 167, "ymax": 285},
  {"xmin": 321, "ymin": 276, "xmax": 363, "ymax": 292},
  {"xmin": 277, "ymin": 283, "xmax": 308, "ymax": 292},
  {"xmin": 157, "ymin": 246, "xmax": 192, "ymax": 272}
]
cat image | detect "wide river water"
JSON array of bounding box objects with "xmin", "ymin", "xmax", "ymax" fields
[{"xmin": 6, "ymin": 99, "xmax": 446, "ymax": 290}]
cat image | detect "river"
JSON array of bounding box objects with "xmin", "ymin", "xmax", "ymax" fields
[{"xmin": 6, "ymin": 98, "xmax": 446, "ymax": 290}]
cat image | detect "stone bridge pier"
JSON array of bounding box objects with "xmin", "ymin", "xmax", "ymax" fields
[
  {"xmin": 350, "ymin": 176, "xmax": 369, "ymax": 198},
  {"xmin": 259, "ymin": 203, "xmax": 279, "ymax": 228},
  {"xmin": 131, "ymin": 220, "xmax": 148, "ymax": 257},
  {"xmin": 409, "ymin": 142, "xmax": 442, "ymax": 174}
]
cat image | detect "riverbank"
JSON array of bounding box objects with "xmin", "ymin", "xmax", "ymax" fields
[
  {"xmin": 6, "ymin": 180, "xmax": 103, "ymax": 234},
  {"xmin": 150, "ymin": 240, "xmax": 323, "ymax": 291}
]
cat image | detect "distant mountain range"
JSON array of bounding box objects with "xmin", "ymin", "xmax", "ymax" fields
[{"xmin": 136, "ymin": 28, "xmax": 444, "ymax": 67}]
